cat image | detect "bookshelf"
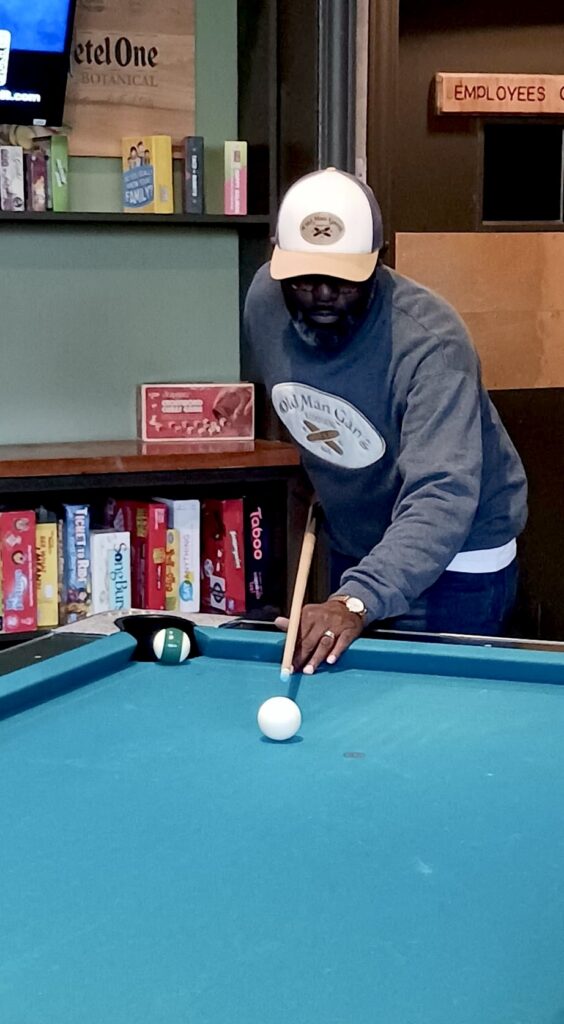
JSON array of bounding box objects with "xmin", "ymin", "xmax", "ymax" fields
[
  {"xmin": 0, "ymin": 0, "xmax": 315, "ymax": 626},
  {"xmin": 0, "ymin": 439, "xmax": 299, "ymax": 492},
  {"xmin": 0, "ymin": 439, "xmax": 302, "ymax": 624},
  {"xmin": 0, "ymin": 212, "xmax": 272, "ymax": 228}
]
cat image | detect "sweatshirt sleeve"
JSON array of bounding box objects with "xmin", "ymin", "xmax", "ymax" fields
[{"xmin": 335, "ymin": 369, "xmax": 482, "ymax": 622}]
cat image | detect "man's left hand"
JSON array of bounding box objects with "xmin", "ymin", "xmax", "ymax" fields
[{"xmin": 275, "ymin": 600, "xmax": 364, "ymax": 675}]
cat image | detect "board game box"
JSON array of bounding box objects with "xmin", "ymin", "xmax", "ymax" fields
[
  {"xmin": 224, "ymin": 141, "xmax": 247, "ymax": 215},
  {"xmin": 154, "ymin": 498, "xmax": 200, "ymax": 613},
  {"xmin": 50, "ymin": 134, "xmax": 69, "ymax": 213},
  {"xmin": 110, "ymin": 500, "xmax": 166, "ymax": 610},
  {"xmin": 0, "ymin": 145, "xmax": 24, "ymax": 211},
  {"xmin": 243, "ymin": 497, "xmax": 282, "ymax": 613},
  {"xmin": 0, "ymin": 510, "xmax": 37, "ymax": 633},
  {"xmin": 90, "ymin": 529, "xmax": 131, "ymax": 615},
  {"xmin": 201, "ymin": 499, "xmax": 246, "ymax": 616},
  {"xmin": 183, "ymin": 136, "xmax": 204, "ymax": 214},
  {"xmin": 35, "ymin": 519, "xmax": 58, "ymax": 628},
  {"xmin": 122, "ymin": 135, "xmax": 173, "ymax": 214},
  {"xmin": 58, "ymin": 504, "xmax": 91, "ymax": 624},
  {"xmin": 25, "ymin": 150, "xmax": 47, "ymax": 212}
]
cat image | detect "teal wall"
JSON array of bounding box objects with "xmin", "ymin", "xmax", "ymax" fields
[{"xmin": 0, "ymin": 0, "xmax": 240, "ymax": 444}]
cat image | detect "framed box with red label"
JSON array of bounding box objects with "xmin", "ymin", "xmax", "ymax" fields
[{"xmin": 138, "ymin": 383, "xmax": 255, "ymax": 448}]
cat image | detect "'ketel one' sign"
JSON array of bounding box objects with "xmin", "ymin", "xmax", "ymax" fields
[
  {"xmin": 435, "ymin": 73, "xmax": 564, "ymax": 116},
  {"xmin": 64, "ymin": 0, "xmax": 195, "ymax": 157}
]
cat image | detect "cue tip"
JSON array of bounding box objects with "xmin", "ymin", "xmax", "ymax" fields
[{"xmin": 280, "ymin": 668, "xmax": 291, "ymax": 683}]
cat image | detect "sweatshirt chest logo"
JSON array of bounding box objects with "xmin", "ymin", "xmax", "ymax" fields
[{"xmin": 272, "ymin": 383, "xmax": 386, "ymax": 469}]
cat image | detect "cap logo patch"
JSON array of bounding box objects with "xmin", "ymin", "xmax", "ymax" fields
[{"xmin": 300, "ymin": 212, "xmax": 345, "ymax": 246}]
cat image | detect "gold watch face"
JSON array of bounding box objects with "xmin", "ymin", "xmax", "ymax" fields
[{"xmin": 346, "ymin": 597, "xmax": 365, "ymax": 615}]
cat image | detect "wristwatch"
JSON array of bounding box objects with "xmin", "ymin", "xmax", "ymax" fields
[{"xmin": 329, "ymin": 594, "xmax": 367, "ymax": 618}]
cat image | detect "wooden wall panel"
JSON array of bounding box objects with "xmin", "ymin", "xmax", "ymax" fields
[
  {"xmin": 355, "ymin": 0, "xmax": 369, "ymax": 178},
  {"xmin": 66, "ymin": 0, "xmax": 195, "ymax": 157},
  {"xmin": 393, "ymin": 0, "xmax": 564, "ymax": 235},
  {"xmin": 396, "ymin": 232, "xmax": 564, "ymax": 389}
]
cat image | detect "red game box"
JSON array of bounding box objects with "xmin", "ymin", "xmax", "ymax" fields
[
  {"xmin": 138, "ymin": 383, "xmax": 255, "ymax": 447},
  {"xmin": 110, "ymin": 500, "xmax": 167, "ymax": 610},
  {"xmin": 0, "ymin": 510, "xmax": 37, "ymax": 633},
  {"xmin": 201, "ymin": 499, "xmax": 246, "ymax": 615}
]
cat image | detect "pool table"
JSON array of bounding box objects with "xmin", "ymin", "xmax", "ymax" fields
[{"xmin": 2, "ymin": 621, "xmax": 564, "ymax": 1024}]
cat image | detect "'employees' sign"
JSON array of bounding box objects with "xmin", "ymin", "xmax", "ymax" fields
[{"xmin": 435, "ymin": 73, "xmax": 564, "ymax": 116}]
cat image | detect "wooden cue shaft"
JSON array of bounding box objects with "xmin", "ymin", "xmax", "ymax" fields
[{"xmin": 281, "ymin": 503, "xmax": 320, "ymax": 680}]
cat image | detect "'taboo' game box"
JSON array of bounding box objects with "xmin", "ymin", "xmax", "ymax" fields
[{"xmin": 201, "ymin": 497, "xmax": 281, "ymax": 616}]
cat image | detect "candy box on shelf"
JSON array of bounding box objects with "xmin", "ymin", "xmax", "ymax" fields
[{"xmin": 138, "ymin": 383, "xmax": 254, "ymax": 447}]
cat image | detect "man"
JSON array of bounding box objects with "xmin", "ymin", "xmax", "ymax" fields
[{"xmin": 243, "ymin": 168, "xmax": 528, "ymax": 674}]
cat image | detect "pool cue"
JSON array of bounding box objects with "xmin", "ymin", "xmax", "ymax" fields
[{"xmin": 280, "ymin": 502, "xmax": 321, "ymax": 682}]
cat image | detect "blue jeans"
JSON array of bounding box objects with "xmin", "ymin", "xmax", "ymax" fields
[{"xmin": 330, "ymin": 553, "xmax": 519, "ymax": 637}]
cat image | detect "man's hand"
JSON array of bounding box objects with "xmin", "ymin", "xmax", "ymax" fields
[{"xmin": 275, "ymin": 600, "xmax": 364, "ymax": 675}]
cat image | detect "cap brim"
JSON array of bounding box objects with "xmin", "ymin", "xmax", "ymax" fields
[{"xmin": 270, "ymin": 246, "xmax": 378, "ymax": 283}]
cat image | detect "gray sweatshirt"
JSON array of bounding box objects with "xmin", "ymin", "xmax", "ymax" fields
[{"xmin": 243, "ymin": 263, "xmax": 528, "ymax": 622}]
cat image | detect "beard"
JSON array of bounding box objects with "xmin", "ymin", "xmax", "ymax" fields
[
  {"xmin": 292, "ymin": 310, "xmax": 363, "ymax": 351},
  {"xmin": 283, "ymin": 276, "xmax": 378, "ymax": 352}
]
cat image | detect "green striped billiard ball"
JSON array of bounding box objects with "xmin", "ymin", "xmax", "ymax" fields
[{"xmin": 152, "ymin": 627, "xmax": 191, "ymax": 664}]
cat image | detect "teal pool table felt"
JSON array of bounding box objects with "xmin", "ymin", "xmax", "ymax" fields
[{"xmin": 1, "ymin": 627, "xmax": 564, "ymax": 1023}]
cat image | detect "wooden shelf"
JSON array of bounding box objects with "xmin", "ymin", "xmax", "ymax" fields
[
  {"xmin": 481, "ymin": 221, "xmax": 564, "ymax": 231},
  {"xmin": 0, "ymin": 211, "xmax": 271, "ymax": 228},
  {"xmin": 0, "ymin": 439, "xmax": 299, "ymax": 481}
]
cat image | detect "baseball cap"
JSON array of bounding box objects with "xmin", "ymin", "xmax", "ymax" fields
[{"xmin": 270, "ymin": 167, "xmax": 383, "ymax": 283}]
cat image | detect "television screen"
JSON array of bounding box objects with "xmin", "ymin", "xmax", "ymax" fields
[{"xmin": 0, "ymin": 0, "xmax": 78, "ymax": 127}]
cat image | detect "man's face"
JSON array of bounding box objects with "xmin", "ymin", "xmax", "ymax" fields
[{"xmin": 285, "ymin": 275, "xmax": 369, "ymax": 330}]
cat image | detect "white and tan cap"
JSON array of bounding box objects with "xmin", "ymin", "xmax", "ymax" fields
[{"xmin": 271, "ymin": 167, "xmax": 383, "ymax": 283}]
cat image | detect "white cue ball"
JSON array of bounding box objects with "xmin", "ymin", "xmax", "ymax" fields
[{"xmin": 257, "ymin": 696, "xmax": 302, "ymax": 741}]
